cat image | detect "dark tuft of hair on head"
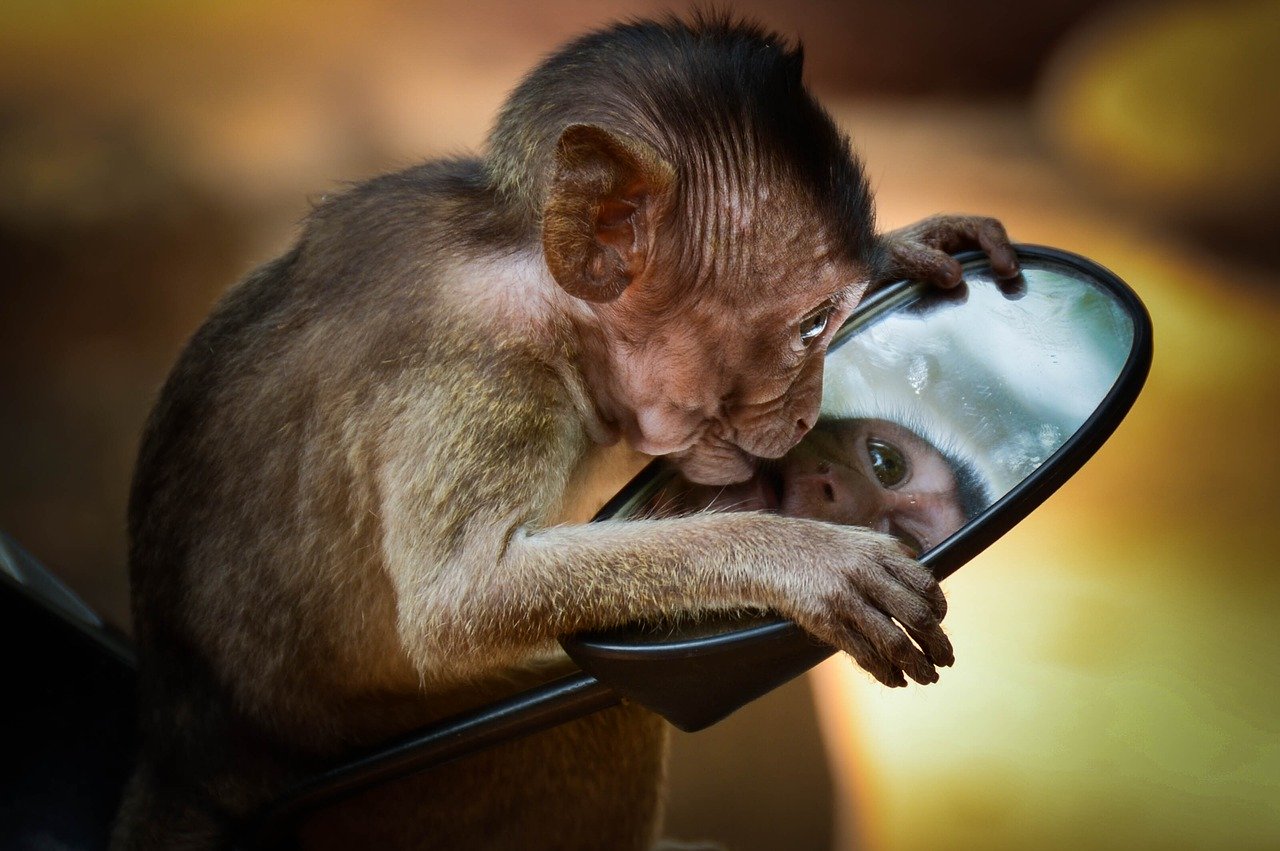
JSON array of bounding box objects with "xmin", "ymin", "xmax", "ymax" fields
[{"xmin": 484, "ymin": 13, "xmax": 876, "ymax": 264}]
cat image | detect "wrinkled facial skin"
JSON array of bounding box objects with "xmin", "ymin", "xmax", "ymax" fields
[
  {"xmin": 674, "ymin": 418, "xmax": 969, "ymax": 555},
  {"xmin": 594, "ymin": 198, "xmax": 868, "ymax": 487}
]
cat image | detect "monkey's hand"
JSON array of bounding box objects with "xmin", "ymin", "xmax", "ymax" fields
[
  {"xmin": 775, "ymin": 526, "xmax": 951, "ymax": 688},
  {"xmin": 875, "ymin": 213, "xmax": 1019, "ymax": 291}
]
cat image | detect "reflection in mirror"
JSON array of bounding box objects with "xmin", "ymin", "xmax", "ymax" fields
[
  {"xmin": 606, "ymin": 251, "xmax": 1138, "ymax": 561},
  {"xmin": 640, "ymin": 417, "xmax": 980, "ymax": 557}
]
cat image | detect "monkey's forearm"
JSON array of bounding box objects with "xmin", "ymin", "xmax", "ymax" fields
[{"xmin": 393, "ymin": 512, "xmax": 951, "ymax": 689}]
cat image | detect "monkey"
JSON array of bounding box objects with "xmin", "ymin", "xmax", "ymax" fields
[{"xmin": 111, "ymin": 15, "xmax": 1020, "ymax": 851}]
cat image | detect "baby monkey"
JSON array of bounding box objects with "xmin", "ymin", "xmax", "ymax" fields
[{"xmin": 114, "ymin": 15, "xmax": 1019, "ymax": 851}]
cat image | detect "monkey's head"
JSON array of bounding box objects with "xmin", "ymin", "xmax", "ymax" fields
[
  {"xmin": 540, "ymin": 122, "xmax": 871, "ymax": 485},
  {"xmin": 517, "ymin": 19, "xmax": 879, "ymax": 486}
]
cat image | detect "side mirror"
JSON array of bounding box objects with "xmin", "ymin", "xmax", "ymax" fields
[{"xmin": 563, "ymin": 244, "xmax": 1153, "ymax": 731}]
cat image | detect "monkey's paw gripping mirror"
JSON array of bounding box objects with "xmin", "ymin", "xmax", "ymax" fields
[{"xmin": 563, "ymin": 244, "xmax": 1152, "ymax": 731}]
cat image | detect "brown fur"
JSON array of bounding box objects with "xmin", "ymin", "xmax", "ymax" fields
[{"xmin": 113, "ymin": 16, "xmax": 1016, "ymax": 850}]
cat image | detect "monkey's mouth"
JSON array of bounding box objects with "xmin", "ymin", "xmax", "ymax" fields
[{"xmin": 668, "ymin": 435, "xmax": 758, "ymax": 486}]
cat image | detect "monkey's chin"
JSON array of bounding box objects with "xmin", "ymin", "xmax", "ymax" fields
[{"xmin": 667, "ymin": 443, "xmax": 758, "ymax": 486}]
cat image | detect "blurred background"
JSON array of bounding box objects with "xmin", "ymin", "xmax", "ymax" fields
[{"xmin": 2, "ymin": 1, "xmax": 1277, "ymax": 848}]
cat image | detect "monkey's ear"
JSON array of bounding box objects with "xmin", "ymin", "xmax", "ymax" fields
[{"xmin": 543, "ymin": 124, "xmax": 675, "ymax": 302}]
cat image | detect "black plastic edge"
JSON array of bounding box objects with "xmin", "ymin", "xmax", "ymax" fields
[{"xmin": 0, "ymin": 531, "xmax": 137, "ymax": 670}]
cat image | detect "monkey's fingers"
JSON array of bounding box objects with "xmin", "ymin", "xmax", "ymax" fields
[
  {"xmin": 970, "ymin": 217, "xmax": 1020, "ymax": 280},
  {"xmin": 883, "ymin": 555, "xmax": 948, "ymax": 621},
  {"xmin": 885, "ymin": 241, "xmax": 965, "ymax": 289},
  {"xmin": 824, "ymin": 619, "xmax": 907, "ymax": 688},
  {"xmin": 939, "ymin": 215, "xmax": 1019, "ymax": 280},
  {"xmin": 864, "ymin": 575, "xmax": 954, "ymax": 670},
  {"xmin": 902, "ymin": 620, "xmax": 954, "ymax": 669},
  {"xmin": 882, "ymin": 214, "xmax": 1020, "ymax": 286},
  {"xmin": 843, "ymin": 601, "xmax": 940, "ymax": 686}
]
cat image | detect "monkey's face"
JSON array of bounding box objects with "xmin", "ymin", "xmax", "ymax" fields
[
  {"xmin": 538, "ymin": 122, "xmax": 876, "ymax": 485},
  {"xmin": 598, "ymin": 238, "xmax": 868, "ymax": 487}
]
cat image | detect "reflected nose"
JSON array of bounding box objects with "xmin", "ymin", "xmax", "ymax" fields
[{"xmin": 811, "ymin": 462, "xmax": 882, "ymax": 527}]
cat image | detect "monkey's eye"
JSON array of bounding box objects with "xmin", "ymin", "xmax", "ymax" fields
[
  {"xmin": 867, "ymin": 438, "xmax": 909, "ymax": 488},
  {"xmin": 798, "ymin": 305, "xmax": 834, "ymax": 345}
]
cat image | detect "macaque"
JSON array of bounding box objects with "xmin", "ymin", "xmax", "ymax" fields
[
  {"xmin": 644, "ymin": 417, "xmax": 994, "ymax": 555},
  {"xmin": 112, "ymin": 15, "xmax": 1019, "ymax": 851}
]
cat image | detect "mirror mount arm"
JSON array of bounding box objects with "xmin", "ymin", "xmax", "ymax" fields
[{"xmin": 237, "ymin": 673, "xmax": 620, "ymax": 849}]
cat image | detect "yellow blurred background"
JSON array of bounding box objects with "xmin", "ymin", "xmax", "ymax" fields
[{"xmin": 2, "ymin": 1, "xmax": 1277, "ymax": 849}]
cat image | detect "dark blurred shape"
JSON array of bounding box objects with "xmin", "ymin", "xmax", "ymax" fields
[
  {"xmin": 1037, "ymin": 0, "xmax": 1280, "ymax": 269},
  {"xmin": 0, "ymin": 533, "xmax": 136, "ymax": 851},
  {"xmin": 664, "ymin": 675, "xmax": 834, "ymax": 851}
]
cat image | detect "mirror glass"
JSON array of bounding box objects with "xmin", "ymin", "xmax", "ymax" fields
[{"xmin": 602, "ymin": 249, "xmax": 1138, "ymax": 559}]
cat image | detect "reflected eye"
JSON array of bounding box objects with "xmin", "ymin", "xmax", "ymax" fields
[
  {"xmin": 867, "ymin": 438, "xmax": 908, "ymax": 487},
  {"xmin": 798, "ymin": 306, "xmax": 833, "ymax": 345}
]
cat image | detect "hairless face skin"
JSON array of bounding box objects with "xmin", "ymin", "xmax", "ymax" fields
[{"xmin": 654, "ymin": 417, "xmax": 984, "ymax": 555}]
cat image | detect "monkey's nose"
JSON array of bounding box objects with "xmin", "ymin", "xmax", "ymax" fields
[
  {"xmin": 793, "ymin": 418, "xmax": 812, "ymax": 441},
  {"xmin": 814, "ymin": 462, "xmax": 837, "ymax": 503},
  {"xmin": 810, "ymin": 460, "xmax": 885, "ymax": 525}
]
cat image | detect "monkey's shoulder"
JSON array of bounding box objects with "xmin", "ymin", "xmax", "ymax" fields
[
  {"xmin": 311, "ymin": 157, "xmax": 489, "ymax": 221},
  {"xmin": 298, "ymin": 157, "xmax": 524, "ymax": 273}
]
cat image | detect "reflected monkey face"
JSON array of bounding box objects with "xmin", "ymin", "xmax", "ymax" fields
[
  {"xmin": 677, "ymin": 417, "xmax": 973, "ymax": 555},
  {"xmin": 774, "ymin": 418, "xmax": 969, "ymax": 555}
]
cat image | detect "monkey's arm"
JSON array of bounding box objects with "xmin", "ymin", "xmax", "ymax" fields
[
  {"xmin": 874, "ymin": 213, "xmax": 1020, "ymax": 290},
  {"xmin": 390, "ymin": 510, "xmax": 950, "ymax": 692},
  {"xmin": 370, "ymin": 321, "xmax": 948, "ymax": 697}
]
